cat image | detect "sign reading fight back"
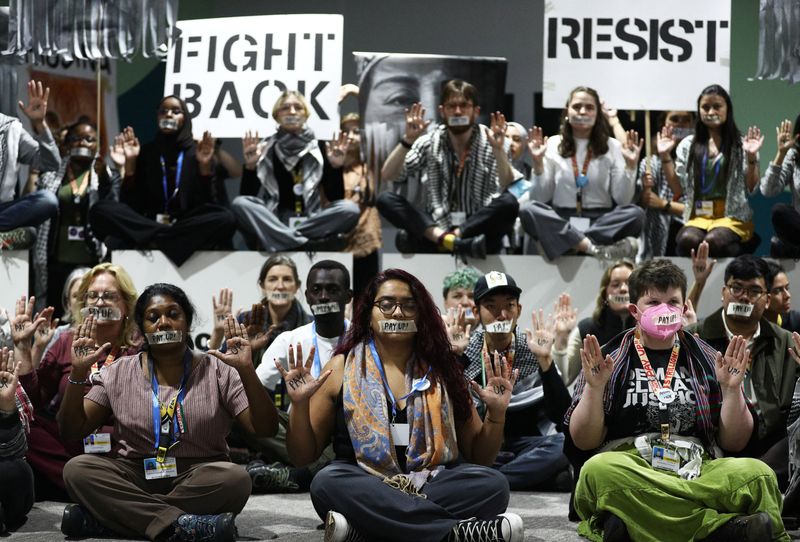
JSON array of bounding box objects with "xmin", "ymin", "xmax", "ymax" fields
[
  {"xmin": 542, "ymin": 1, "xmax": 731, "ymax": 110},
  {"xmin": 164, "ymin": 14, "xmax": 343, "ymax": 138}
]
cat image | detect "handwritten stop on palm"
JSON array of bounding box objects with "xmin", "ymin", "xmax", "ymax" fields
[
  {"xmin": 11, "ymin": 296, "xmax": 46, "ymax": 347},
  {"xmin": 208, "ymin": 316, "xmax": 253, "ymax": 371},
  {"xmin": 580, "ymin": 334, "xmax": 614, "ymax": 389},
  {"xmin": 470, "ymin": 349, "xmax": 518, "ymax": 415},
  {"xmin": 71, "ymin": 316, "xmax": 111, "ymax": 373},
  {"xmin": 275, "ymin": 343, "xmax": 331, "ymax": 404},
  {"xmin": 715, "ymin": 335, "xmax": 749, "ymax": 390},
  {"xmin": 0, "ymin": 347, "xmax": 21, "ymax": 411}
]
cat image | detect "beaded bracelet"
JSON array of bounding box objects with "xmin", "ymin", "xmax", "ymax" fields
[{"xmin": 67, "ymin": 376, "xmax": 89, "ymax": 385}]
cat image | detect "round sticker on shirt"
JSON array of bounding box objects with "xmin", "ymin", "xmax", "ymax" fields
[
  {"xmin": 293, "ymin": 183, "xmax": 304, "ymax": 196},
  {"xmin": 413, "ymin": 377, "xmax": 431, "ymax": 392},
  {"xmin": 657, "ymin": 388, "xmax": 676, "ymax": 404}
]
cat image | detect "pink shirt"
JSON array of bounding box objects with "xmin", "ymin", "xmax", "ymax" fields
[{"xmin": 85, "ymin": 352, "xmax": 248, "ymax": 458}]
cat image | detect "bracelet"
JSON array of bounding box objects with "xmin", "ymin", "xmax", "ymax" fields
[
  {"xmin": 68, "ymin": 376, "xmax": 89, "ymax": 385},
  {"xmin": 663, "ymin": 200, "xmax": 672, "ymax": 212},
  {"xmin": 399, "ymin": 138, "xmax": 413, "ymax": 150}
]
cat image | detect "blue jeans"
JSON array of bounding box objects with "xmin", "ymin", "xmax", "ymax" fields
[
  {"xmin": 498, "ymin": 432, "xmax": 570, "ymax": 489},
  {"xmin": 0, "ymin": 192, "xmax": 58, "ymax": 231}
]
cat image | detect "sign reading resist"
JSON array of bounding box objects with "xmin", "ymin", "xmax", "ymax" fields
[
  {"xmin": 164, "ymin": 14, "xmax": 343, "ymax": 138},
  {"xmin": 542, "ymin": 0, "xmax": 730, "ymax": 110}
]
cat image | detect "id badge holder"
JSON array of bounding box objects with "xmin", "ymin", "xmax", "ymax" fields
[
  {"xmin": 695, "ymin": 200, "xmax": 714, "ymax": 217},
  {"xmin": 450, "ymin": 212, "xmax": 467, "ymax": 227},
  {"xmin": 390, "ymin": 423, "xmax": 410, "ymax": 446},
  {"xmin": 83, "ymin": 432, "xmax": 111, "ymax": 453},
  {"xmin": 155, "ymin": 213, "xmax": 174, "ymax": 225},
  {"xmin": 569, "ymin": 216, "xmax": 591, "ymax": 233},
  {"xmin": 143, "ymin": 456, "xmax": 178, "ymax": 479},
  {"xmin": 288, "ymin": 216, "xmax": 307, "ymax": 229},
  {"xmin": 68, "ymin": 226, "xmax": 85, "ymax": 241},
  {"xmin": 651, "ymin": 441, "xmax": 680, "ymax": 473}
]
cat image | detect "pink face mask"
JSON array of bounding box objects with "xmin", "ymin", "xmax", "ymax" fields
[{"xmin": 638, "ymin": 303, "xmax": 683, "ymax": 341}]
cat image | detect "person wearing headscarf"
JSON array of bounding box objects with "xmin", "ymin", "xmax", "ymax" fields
[{"xmin": 89, "ymin": 95, "xmax": 236, "ymax": 266}]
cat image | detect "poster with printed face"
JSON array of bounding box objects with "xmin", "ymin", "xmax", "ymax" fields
[
  {"xmin": 164, "ymin": 14, "xmax": 343, "ymax": 139},
  {"xmin": 542, "ymin": 0, "xmax": 731, "ymax": 110}
]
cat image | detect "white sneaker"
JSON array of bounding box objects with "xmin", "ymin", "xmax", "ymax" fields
[
  {"xmin": 449, "ymin": 512, "xmax": 524, "ymax": 542},
  {"xmin": 596, "ymin": 237, "xmax": 638, "ymax": 262},
  {"xmin": 324, "ymin": 511, "xmax": 365, "ymax": 542}
]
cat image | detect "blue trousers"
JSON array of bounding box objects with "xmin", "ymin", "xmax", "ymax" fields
[
  {"xmin": 0, "ymin": 192, "xmax": 58, "ymax": 231},
  {"xmin": 498, "ymin": 433, "xmax": 570, "ymax": 489}
]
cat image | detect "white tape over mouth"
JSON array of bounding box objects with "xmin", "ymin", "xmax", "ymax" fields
[
  {"xmin": 379, "ymin": 319, "xmax": 417, "ymax": 333},
  {"xmin": 570, "ymin": 115, "xmax": 594, "ymax": 126},
  {"xmin": 80, "ymin": 306, "xmax": 122, "ymax": 321},
  {"xmin": 70, "ymin": 147, "xmax": 94, "ymax": 158},
  {"xmin": 146, "ymin": 330, "xmax": 184, "ymax": 344},
  {"xmin": 726, "ymin": 303, "xmax": 754, "ymax": 317},
  {"xmin": 703, "ymin": 115, "xmax": 721, "ymax": 122},
  {"xmin": 281, "ymin": 115, "xmax": 304, "ymax": 127},
  {"xmin": 484, "ymin": 321, "xmax": 513, "ymax": 334},
  {"xmin": 158, "ymin": 118, "xmax": 179, "ymax": 130},
  {"xmin": 268, "ymin": 292, "xmax": 293, "ymax": 302},
  {"xmin": 608, "ymin": 294, "xmax": 630, "ymax": 305},
  {"xmin": 311, "ymin": 302, "xmax": 340, "ymax": 315},
  {"xmin": 447, "ymin": 116, "xmax": 470, "ymax": 127}
]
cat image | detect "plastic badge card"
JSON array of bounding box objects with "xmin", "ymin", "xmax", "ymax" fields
[
  {"xmin": 83, "ymin": 432, "xmax": 111, "ymax": 453},
  {"xmin": 390, "ymin": 423, "xmax": 410, "ymax": 446},
  {"xmin": 651, "ymin": 444, "xmax": 680, "ymax": 473},
  {"xmin": 143, "ymin": 457, "xmax": 178, "ymax": 479}
]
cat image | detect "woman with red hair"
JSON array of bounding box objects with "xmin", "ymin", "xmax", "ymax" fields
[{"xmin": 278, "ymin": 269, "xmax": 523, "ymax": 542}]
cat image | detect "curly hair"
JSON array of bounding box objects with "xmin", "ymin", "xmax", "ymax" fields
[{"xmin": 336, "ymin": 269, "xmax": 472, "ymax": 424}]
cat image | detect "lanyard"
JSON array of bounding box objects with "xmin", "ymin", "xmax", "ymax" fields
[
  {"xmin": 368, "ymin": 339, "xmax": 431, "ymax": 420},
  {"xmin": 449, "ymin": 147, "xmax": 470, "ymax": 210},
  {"xmin": 70, "ymin": 170, "xmax": 91, "ymax": 203},
  {"xmin": 159, "ymin": 151, "xmax": 185, "ymax": 213},
  {"xmin": 633, "ymin": 334, "xmax": 680, "ymax": 441},
  {"xmin": 571, "ymin": 148, "xmax": 592, "ymax": 216},
  {"xmin": 480, "ymin": 334, "xmax": 516, "ymax": 387},
  {"xmin": 149, "ymin": 349, "xmax": 192, "ymax": 462},
  {"xmin": 310, "ymin": 319, "xmax": 349, "ymax": 378},
  {"xmin": 700, "ymin": 151, "xmax": 721, "ymax": 195}
]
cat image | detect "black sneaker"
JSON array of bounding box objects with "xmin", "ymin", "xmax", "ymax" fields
[
  {"xmin": 395, "ymin": 230, "xmax": 420, "ymax": 254},
  {"xmin": 168, "ymin": 512, "xmax": 236, "ymax": 542},
  {"xmin": 703, "ymin": 512, "xmax": 773, "ymax": 542},
  {"xmin": 247, "ymin": 460, "xmax": 300, "ymax": 493},
  {"xmin": 448, "ymin": 513, "xmax": 523, "ymax": 541},
  {"xmin": 453, "ymin": 234, "xmax": 487, "ymax": 261},
  {"xmin": 603, "ymin": 513, "xmax": 631, "ymax": 542},
  {"xmin": 60, "ymin": 504, "xmax": 112, "ymax": 537},
  {"xmin": 324, "ymin": 511, "xmax": 365, "ymax": 542}
]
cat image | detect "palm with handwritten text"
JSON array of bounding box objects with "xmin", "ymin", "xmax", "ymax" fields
[
  {"xmin": 70, "ymin": 316, "xmax": 111, "ymax": 374},
  {"xmin": 470, "ymin": 349, "xmax": 518, "ymax": 416},
  {"xmin": 208, "ymin": 316, "xmax": 252, "ymax": 371},
  {"xmin": 276, "ymin": 343, "xmax": 331, "ymax": 404}
]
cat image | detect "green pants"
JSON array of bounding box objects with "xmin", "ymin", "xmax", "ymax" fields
[{"xmin": 574, "ymin": 449, "xmax": 789, "ymax": 542}]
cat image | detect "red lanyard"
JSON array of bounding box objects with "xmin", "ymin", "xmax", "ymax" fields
[
  {"xmin": 632, "ymin": 336, "xmax": 679, "ymax": 403},
  {"xmin": 570, "ymin": 148, "xmax": 592, "ymax": 215}
]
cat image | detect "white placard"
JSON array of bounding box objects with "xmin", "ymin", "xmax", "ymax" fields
[
  {"xmin": 543, "ymin": 1, "xmax": 731, "ymax": 110},
  {"xmin": 164, "ymin": 14, "xmax": 343, "ymax": 138}
]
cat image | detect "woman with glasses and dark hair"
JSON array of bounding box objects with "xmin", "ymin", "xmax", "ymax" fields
[
  {"xmin": 670, "ymin": 84, "xmax": 765, "ymax": 258},
  {"xmin": 278, "ymin": 268, "xmax": 524, "ymax": 542},
  {"xmin": 14, "ymin": 263, "xmax": 141, "ymax": 499},
  {"xmin": 89, "ymin": 96, "xmax": 236, "ymax": 267},
  {"xmin": 57, "ymin": 282, "xmax": 278, "ymax": 540}
]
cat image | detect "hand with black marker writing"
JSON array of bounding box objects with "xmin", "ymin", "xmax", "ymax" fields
[
  {"xmin": 275, "ymin": 343, "xmax": 331, "ymax": 404},
  {"xmin": 70, "ymin": 315, "xmax": 111, "ymax": 377},
  {"xmin": 0, "ymin": 347, "xmax": 21, "ymax": 414},
  {"xmin": 580, "ymin": 334, "xmax": 614, "ymax": 390},
  {"xmin": 208, "ymin": 316, "xmax": 252, "ymax": 372},
  {"xmin": 470, "ymin": 348, "xmax": 518, "ymax": 419}
]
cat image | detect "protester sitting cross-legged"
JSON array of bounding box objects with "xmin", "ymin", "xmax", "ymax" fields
[
  {"xmin": 760, "ymin": 115, "xmax": 800, "ymax": 258},
  {"xmin": 57, "ymin": 283, "xmax": 278, "ymax": 541},
  {"xmin": 518, "ymin": 86, "xmax": 644, "ymax": 261},
  {"xmin": 279, "ymin": 269, "xmax": 524, "ymax": 542},
  {"xmin": 565, "ymin": 259, "xmax": 787, "ymax": 542},
  {"xmin": 459, "ymin": 271, "xmax": 572, "ymax": 491}
]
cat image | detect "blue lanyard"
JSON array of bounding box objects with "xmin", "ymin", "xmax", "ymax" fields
[
  {"xmin": 150, "ymin": 348, "xmax": 192, "ymax": 460},
  {"xmin": 159, "ymin": 151, "xmax": 185, "ymax": 212},
  {"xmin": 368, "ymin": 339, "xmax": 432, "ymax": 420},
  {"xmin": 311, "ymin": 319, "xmax": 349, "ymax": 378},
  {"xmin": 700, "ymin": 151, "xmax": 721, "ymax": 195}
]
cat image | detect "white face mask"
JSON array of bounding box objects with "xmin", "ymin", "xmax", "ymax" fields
[
  {"xmin": 311, "ymin": 302, "xmax": 340, "ymax": 316},
  {"xmin": 726, "ymin": 303, "xmax": 754, "ymax": 318},
  {"xmin": 569, "ymin": 115, "xmax": 594, "ymax": 127},
  {"xmin": 484, "ymin": 320, "xmax": 513, "ymax": 334},
  {"xmin": 379, "ymin": 319, "xmax": 417, "ymax": 333},
  {"xmin": 158, "ymin": 118, "xmax": 179, "ymax": 131},
  {"xmin": 80, "ymin": 306, "xmax": 122, "ymax": 321},
  {"xmin": 447, "ymin": 115, "xmax": 470, "ymax": 127},
  {"xmin": 281, "ymin": 115, "xmax": 304, "ymax": 128},
  {"xmin": 70, "ymin": 147, "xmax": 94, "ymax": 159},
  {"xmin": 146, "ymin": 330, "xmax": 184, "ymax": 345}
]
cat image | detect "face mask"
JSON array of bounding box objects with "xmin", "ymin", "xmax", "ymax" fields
[
  {"xmin": 311, "ymin": 302, "xmax": 340, "ymax": 316},
  {"xmin": 671, "ymin": 127, "xmax": 694, "ymax": 140},
  {"xmin": 726, "ymin": 303, "xmax": 754, "ymax": 318},
  {"xmin": 146, "ymin": 330, "xmax": 183, "ymax": 345},
  {"xmin": 281, "ymin": 115, "xmax": 304, "ymax": 128},
  {"xmin": 80, "ymin": 306, "xmax": 122, "ymax": 321},
  {"xmin": 379, "ymin": 319, "xmax": 417, "ymax": 333},
  {"xmin": 608, "ymin": 294, "xmax": 630, "ymax": 305},
  {"xmin": 447, "ymin": 115, "xmax": 470, "ymax": 127},
  {"xmin": 484, "ymin": 320, "xmax": 513, "ymax": 334},
  {"xmin": 638, "ymin": 304, "xmax": 683, "ymax": 341},
  {"xmin": 70, "ymin": 147, "xmax": 94, "ymax": 159},
  {"xmin": 268, "ymin": 291, "xmax": 293, "ymax": 303},
  {"xmin": 569, "ymin": 115, "xmax": 594, "ymax": 127},
  {"xmin": 158, "ymin": 118, "xmax": 179, "ymax": 131}
]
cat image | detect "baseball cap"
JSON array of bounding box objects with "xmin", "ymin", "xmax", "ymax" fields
[{"xmin": 473, "ymin": 271, "xmax": 522, "ymax": 302}]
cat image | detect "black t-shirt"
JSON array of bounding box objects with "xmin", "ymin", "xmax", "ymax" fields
[{"xmin": 609, "ymin": 345, "xmax": 698, "ymax": 440}]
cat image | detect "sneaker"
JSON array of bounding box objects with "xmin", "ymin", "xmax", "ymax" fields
[
  {"xmin": 0, "ymin": 227, "xmax": 35, "ymax": 251},
  {"xmin": 449, "ymin": 512, "xmax": 523, "ymax": 542},
  {"xmin": 395, "ymin": 229, "xmax": 420, "ymax": 254},
  {"xmin": 247, "ymin": 460, "xmax": 300, "ymax": 493},
  {"xmin": 324, "ymin": 511, "xmax": 365, "ymax": 542},
  {"xmin": 771, "ymin": 236, "xmax": 800, "ymax": 259},
  {"xmin": 453, "ymin": 233, "xmax": 487, "ymax": 262},
  {"xmin": 60, "ymin": 504, "xmax": 112, "ymax": 537},
  {"xmin": 602, "ymin": 513, "xmax": 631, "ymax": 542},
  {"xmin": 168, "ymin": 512, "xmax": 236, "ymax": 542},
  {"xmin": 703, "ymin": 512, "xmax": 773, "ymax": 542},
  {"xmin": 593, "ymin": 237, "xmax": 638, "ymax": 261}
]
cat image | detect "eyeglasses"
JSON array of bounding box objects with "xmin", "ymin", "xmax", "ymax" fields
[
  {"xmin": 157, "ymin": 107, "xmax": 183, "ymax": 116},
  {"xmin": 726, "ymin": 283, "xmax": 766, "ymax": 299},
  {"xmin": 85, "ymin": 291, "xmax": 121, "ymax": 303},
  {"xmin": 373, "ymin": 298, "xmax": 418, "ymax": 317}
]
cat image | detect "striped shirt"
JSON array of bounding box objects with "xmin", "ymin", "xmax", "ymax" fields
[
  {"xmin": 398, "ymin": 124, "xmax": 500, "ymax": 230},
  {"xmin": 86, "ymin": 353, "xmax": 248, "ymax": 459}
]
